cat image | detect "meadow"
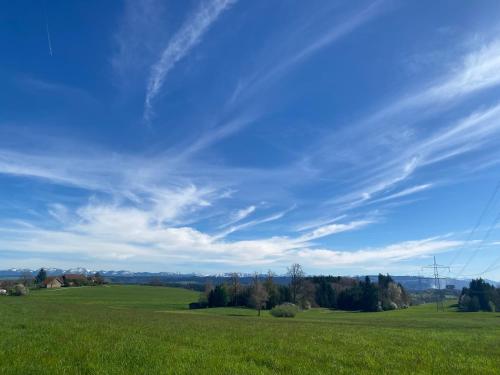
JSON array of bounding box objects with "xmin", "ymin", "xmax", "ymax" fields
[{"xmin": 1, "ymin": 285, "xmax": 499, "ymax": 374}]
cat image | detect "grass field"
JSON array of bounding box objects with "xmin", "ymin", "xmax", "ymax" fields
[{"xmin": 1, "ymin": 285, "xmax": 499, "ymax": 374}]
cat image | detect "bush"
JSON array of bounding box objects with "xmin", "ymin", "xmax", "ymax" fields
[
  {"xmin": 270, "ymin": 303, "xmax": 298, "ymax": 318},
  {"xmin": 10, "ymin": 284, "xmax": 28, "ymax": 296}
]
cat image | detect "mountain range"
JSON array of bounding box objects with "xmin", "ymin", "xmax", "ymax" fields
[{"xmin": 1, "ymin": 268, "xmax": 498, "ymax": 291}]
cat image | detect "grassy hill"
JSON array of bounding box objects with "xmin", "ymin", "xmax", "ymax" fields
[{"xmin": 1, "ymin": 285, "xmax": 499, "ymax": 374}]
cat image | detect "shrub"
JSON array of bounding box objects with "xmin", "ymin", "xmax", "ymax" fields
[
  {"xmin": 270, "ymin": 303, "xmax": 298, "ymax": 318},
  {"xmin": 10, "ymin": 284, "xmax": 28, "ymax": 296}
]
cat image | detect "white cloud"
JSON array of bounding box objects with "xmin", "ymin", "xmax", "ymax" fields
[
  {"xmin": 219, "ymin": 205, "xmax": 256, "ymax": 228},
  {"xmin": 295, "ymin": 215, "xmax": 347, "ymax": 232},
  {"xmin": 315, "ymin": 40, "xmax": 500, "ymax": 212},
  {"xmin": 144, "ymin": 0, "xmax": 236, "ymax": 123},
  {"xmin": 373, "ymin": 184, "xmax": 433, "ymax": 203},
  {"xmin": 111, "ymin": 0, "xmax": 168, "ymax": 78},
  {"xmin": 426, "ymin": 40, "xmax": 500, "ymax": 102},
  {"xmin": 296, "ymin": 238, "xmax": 463, "ymax": 268},
  {"xmin": 214, "ymin": 207, "xmax": 293, "ymax": 239},
  {"xmin": 297, "ymin": 220, "xmax": 371, "ymax": 242},
  {"xmin": 0, "ymin": 208, "xmax": 463, "ymax": 272},
  {"xmin": 47, "ymin": 203, "xmax": 69, "ymax": 223}
]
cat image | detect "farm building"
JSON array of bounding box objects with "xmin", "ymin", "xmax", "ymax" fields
[{"xmin": 43, "ymin": 277, "xmax": 63, "ymax": 289}]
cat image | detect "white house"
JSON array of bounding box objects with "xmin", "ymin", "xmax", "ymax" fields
[{"xmin": 0, "ymin": 289, "xmax": 7, "ymax": 296}]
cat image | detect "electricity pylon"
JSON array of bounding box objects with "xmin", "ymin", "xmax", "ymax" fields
[{"xmin": 422, "ymin": 256, "xmax": 450, "ymax": 311}]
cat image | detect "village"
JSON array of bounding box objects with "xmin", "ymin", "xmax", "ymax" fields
[{"xmin": 0, "ymin": 268, "xmax": 106, "ymax": 296}]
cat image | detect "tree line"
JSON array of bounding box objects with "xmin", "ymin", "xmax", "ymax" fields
[
  {"xmin": 458, "ymin": 278, "xmax": 500, "ymax": 312},
  {"xmin": 191, "ymin": 264, "xmax": 410, "ymax": 314}
]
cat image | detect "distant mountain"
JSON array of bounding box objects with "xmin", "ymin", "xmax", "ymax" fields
[{"xmin": 1, "ymin": 268, "xmax": 497, "ymax": 290}]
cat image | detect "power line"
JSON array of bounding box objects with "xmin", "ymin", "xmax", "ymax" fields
[
  {"xmin": 476, "ymin": 242, "xmax": 500, "ymax": 276},
  {"xmin": 422, "ymin": 256, "xmax": 450, "ymax": 312},
  {"xmin": 449, "ymin": 180, "xmax": 500, "ymax": 269},
  {"xmin": 455, "ymin": 210, "xmax": 500, "ymax": 278}
]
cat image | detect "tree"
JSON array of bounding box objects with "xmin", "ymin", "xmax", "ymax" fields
[
  {"xmin": 93, "ymin": 272, "xmax": 105, "ymax": 285},
  {"xmin": 337, "ymin": 284, "xmax": 363, "ymax": 310},
  {"xmin": 20, "ymin": 272, "xmax": 35, "ymax": 287},
  {"xmin": 263, "ymin": 270, "xmax": 280, "ymax": 309},
  {"xmin": 314, "ymin": 277, "xmax": 336, "ymax": 308},
  {"xmin": 287, "ymin": 263, "xmax": 304, "ymax": 304},
  {"xmin": 35, "ymin": 268, "xmax": 47, "ymax": 285},
  {"xmin": 378, "ymin": 274, "xmax": 394, "ymax": 289},
  {"xmin": 208, "ymin": 284, "xmax": 228, "ymax": 307},
  {"xmin": 459, "ymin": 279, "xmax": 496, "ymax": 312},
  {"xmin": 278, "ymin": 285, "xmax": 291, "ymax": 304},
  {"xmin": 200, "ymin": 281, "xmax": 214, "ymax": 306},
  {"xmin": 469, "ymin": 278, "xmax": 495, "ymax": 311},
  {"xmin": 250, "ymin": 274, "xmax": 269, "ymax": 316},
  {"xmin": 228, "ymin": 273, "xmax": 241, "ymax": 306},
  {"xmin": 361, "ymin": 276, "xmax": 378, "ymax": 312},
  {"xmin": 299, "ymin": 280, "xmax": 316, "ymax": 309}
]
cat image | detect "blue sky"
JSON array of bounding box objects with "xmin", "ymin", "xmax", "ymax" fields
[{"xmin": 2, "ymin": 0, "xmax": 500, "ymax": 278}]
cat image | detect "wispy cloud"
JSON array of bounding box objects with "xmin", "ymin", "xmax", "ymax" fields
[
  {"xmin": 313, "ymin": 39, "xmax": 500, "ymax": 212},
  {"xmin": 296, "ymin": 237, "xmax": 463, "ymax": 268},
  {"xmin": 372, "ymin": 184, "xmax": 433, "ymax": 203},
  {"xmin": 297, "ymin": 220, "xmax": 372, "ymax": 242},
  {"xmin": 111, "ymin": 0, "xmax": 168, "ymax": 79},
  {"xmin": 219, "ymin": 205, "xmax": 256, "ymax": 228},
  {"xmin": 214, "ymin": 206, "xmax": 294, "ymax": 239},
  {"xmin": 231, "ymin": 0, "xmax": 387, "ymax": 104},
  {"xmin": 178, "ymin": 1, "xmax": 387, "ymax": 155},
  {"xmin": 295, "ymin": 215, "xmax": 347, "ymax": 232},
  {"xmin": 143, "ymin": 0, "xmax": 235, "ymax": 123}
]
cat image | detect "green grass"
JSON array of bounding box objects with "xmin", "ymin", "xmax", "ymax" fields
[{"xmin": 1, "ymin": 285, "xmax": 499, "ymax": 374}]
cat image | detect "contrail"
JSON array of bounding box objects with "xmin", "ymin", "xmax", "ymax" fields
[
  {"xmin": 143, "ymin": 0, "xmax": 235, "ymax": 124},
  {"xmin": 44, "ymin": 1, "xmax": 53, "ymax": 56},
  {"xmin": 45, "ymin": 20, "xmax": 53, "ymax": 56}
]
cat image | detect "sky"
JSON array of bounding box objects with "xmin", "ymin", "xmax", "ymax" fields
[{"xmin": 1, "ymin": 1, "xmax": 500, "ymax": 278}]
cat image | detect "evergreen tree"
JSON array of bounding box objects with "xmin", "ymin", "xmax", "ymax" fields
[
  {"xmin": 35, "ymin": 268, "xmax": 47, "ymax": 285},
  {"xmin": 361, "ymin": 276, "xmax": 379, "ymax": 312},
  {"xmin": 459, "ymin": 279, "xmax": 496, "ymax": 312},
  {"xmin": 315, "ymin": 278, "xmax": 336, "ymax": 308},
  {"xmin": 208, "ymin": 284, "xmax": 228, "ymax": 307},
  {"xmin": 377, "ymin": 274, "xmax": 394, "ymax": 289}
]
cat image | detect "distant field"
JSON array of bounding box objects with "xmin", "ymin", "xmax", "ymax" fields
[{"xmin": 1, "ymin": 285, "xmax": 499, "ymax": 374}]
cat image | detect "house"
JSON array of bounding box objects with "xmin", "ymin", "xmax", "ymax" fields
[
  {"xmin": 43, "ymin": 277, "xmax": 63, "ymax": 289},
  {"xmin": 0, "ymin": 289, "xmax": 7, "ymax": 295}
]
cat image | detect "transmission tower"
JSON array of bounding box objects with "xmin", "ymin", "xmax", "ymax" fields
[{"xmin": 422, "ymin": 256, "xmax": 450, "ymax": 312}]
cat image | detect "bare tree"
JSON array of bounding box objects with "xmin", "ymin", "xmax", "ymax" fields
[
  {"xmin": 20, "ymin": 272, "xmax": 34, "ymax": 287},
  {"xmin": 250, "ymin": 273, "xmax": 269, "ymax": 316},
  {"xmin": 299, "ymin": 279, "xmax": 316, "ymax": 309},
  {"xmin": 287, "ymin": 263, "xmax": 304, "ymax": 304}
]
